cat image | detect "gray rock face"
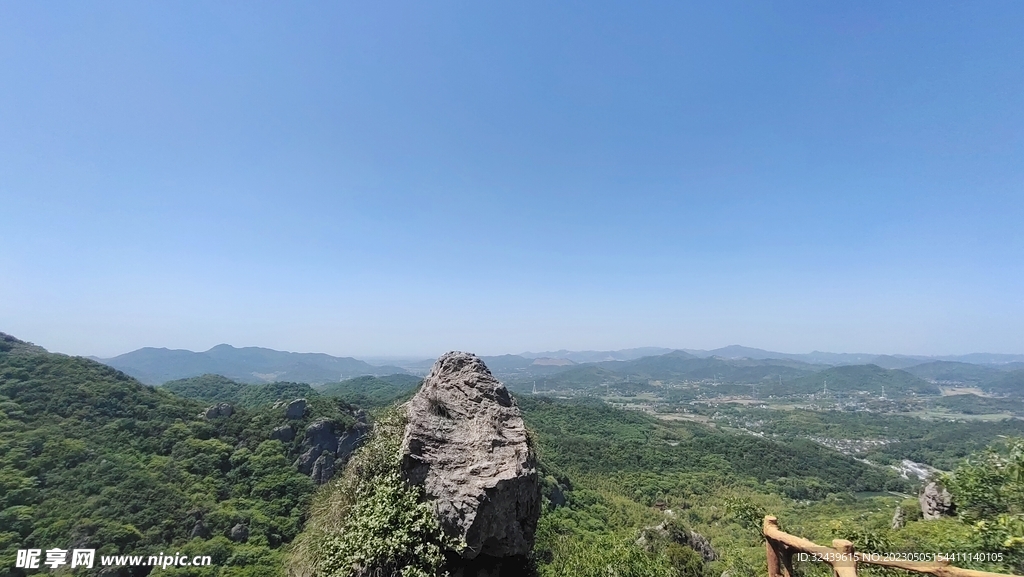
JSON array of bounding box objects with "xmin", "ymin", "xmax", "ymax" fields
[
  {"xmin": 636, "ymin": 521, "xmax": 717, "ymax": 562},
  {"xmin": 270, "ymin": 425, "xmax": 295, "ymax": 442},
  {"xmin": 920, "ymin": 482, "xmax": 954, "ymax": 520},
  {"xmin": 337, "ymin": 422, "xmax": 371, "ymax": 460},
  {"xmin": 190, "ymin": 520, "xmax": 210, "ymax": 539},
  {"xmin": 891, "ymin": 505, "xmax": 905, "ymax": 529},
  {"xmin": 688, "ymin": 530, "xmax": 718, "ymax": 562},
  {"xmin": 229, "ymin": 523, "xmax": 249, "ymax": 542},
  {"xmin": 311, "ymin": 453, "xmax": 335, "ymax": 485},
  {"xmin": 202, "ymin": 403, "xmax": 234, "ymax": 419},
  {"xmin": 400, "ymin": 351, "xmax": 540, "ymax": 560},
  {"xmin": 292, "ymin": 416, "xmax": 369, "ymax": 482},
  {"xmin": 293, "ymin": 419, "xmax": 339, "ymax": 473},
  {"xmin": 285, "ymin": 399, "xmax": 307, "ymax": 420}
]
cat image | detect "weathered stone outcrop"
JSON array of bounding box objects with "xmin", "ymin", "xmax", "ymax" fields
[
  {"xmin": 292, "ymin": 417, "xmax": 370, "ymax": 482},
  {"xmin": 270, "ymin": 425, "xmax": 295, "ymax": 442},
  {"xmin": 400, "ymin": 351, "xmax": 540, "ymax": 561},
  {"xmin": 190, "ymin": 520, "xmax": 210, "ymax": 539},
  {"xmin": 311, "ymin": 453, "xmax": 335, "ymax": 485},
  {"xmin": 294, "ymin": 419, "xmax": 339, "ymax": 475},
  {"xmin": 202, "ymin": 403, "xmax": 233, "ymax": 419},
  {"xmin": 229, "ymin": 523, "xmax": 249, "ymax": 542},
  {"xmin": 919, "ymin": 482, "xmax": 954, "ymax": 520},
  {"xmin": 636, "ymin": 518, "xmax": 718, "ymax": 562},
  {"xmin": 285, "ymin": 399, "xmax": 307, "ymax": 420}
]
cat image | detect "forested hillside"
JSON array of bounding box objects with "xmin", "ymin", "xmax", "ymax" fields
[
  {"xmin": 161, "ymin": 375, "xmax": 318, "ymax": 409},
  {"xmin": 98, "ymin": 345, "xmax": 406, "ymax": 385},
  {"xmin": 0, "ymin": 334, "xmax": 358, "ymax": 576}
]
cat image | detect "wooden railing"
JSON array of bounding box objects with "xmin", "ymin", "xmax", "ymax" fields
[{"xmin": 763, "ymin": 516, "xmax": 1020, "ymax": 577}]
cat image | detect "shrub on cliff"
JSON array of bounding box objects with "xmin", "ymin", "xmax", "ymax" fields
[{"xmin": 289, "ymin": 408, "xmax": 459, "ymax": 577}]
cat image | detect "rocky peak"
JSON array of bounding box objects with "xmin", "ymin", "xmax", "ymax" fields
[{"xmin": 400, "ymin": 351, "xmax": 540, "ymax": 561}]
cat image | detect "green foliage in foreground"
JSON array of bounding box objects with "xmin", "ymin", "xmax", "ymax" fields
[
  {"xmin": 943, "ymin": 437, "xmax": 1024, "ymax": 571},
  {"xmin": 290, "ymin": 408, "xmax": 458, "ymax": 577}
]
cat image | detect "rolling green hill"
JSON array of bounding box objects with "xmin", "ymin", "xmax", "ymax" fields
[
  {"xmin": 986, "ymin": 369, "xmax": 1024, "ymax": 395},
  {"xmin": 518, "ymin": 396, "xmax": 906, "ymax": 499},
  {"xmin": 763, "ymin": 364, "xmax": 939, "ymax": 396},
  {"xmin": 98, "ymin": 344, "xmax": 407, "ymax": 385},
  {"xmin": 613, "ymin": 352, "xmax": 816, "ymax": 382},
  {"xmin": 160, "ymin": 374, "xmax": 318, "ymax": 408},
  {"xmin": 318, "ymin": 374, "xmax": 422, "ymax": 408},
  {"xmin": 159, "ymin": 374, "xmax": 249, "ymax": 403},
  {"xmin": 0, "ymin": 333, "xmax": 359, "ymax": 575},
  {"xmin": 902, "ymin": 361, "xmax": 1002, "ymax": 384}
]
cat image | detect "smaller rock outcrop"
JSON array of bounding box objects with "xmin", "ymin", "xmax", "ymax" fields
[
  {"xmin": 891, "ymin": 505, "xmax": 905, "ymax": 529},
  {"xmin": 636, "ymin": 520, "xmax": 717, "ymax": 562},
  {"xmin": 311, "ymin": 453, "xmax": 335, "ymax": 485},
  {"xmin": 919, "ymin": 482, "xmax": 954, "ymax": 520},
  {"xmin": 285, "ymin": 399, "xmax": 307, "ymax": 420},
  {"xmin": 270, "ymin": 425, "xmax": 295, "ymax": 442},
  {"xmin": 292, "ymin": 417, "xmax": 369, "ymax": 483},
  {"xmin": 687, "ymin": 531, "xmax": 718, "ymax": 562},
  {"xmin": 294, "ymin": 419, "xmax": 339, "ymax": 474},
  {"xmin": 190, "ymin": 521, "xmax": 210, "ymax": 539},
  {"xmin": 229, "ymin": 524, "xmax": 249, "ymax": 542},
  {"xmin": 202, "ymin": 403, "xmax": 234, "ymax": 420}
]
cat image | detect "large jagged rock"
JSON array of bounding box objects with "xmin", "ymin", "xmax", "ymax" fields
[
  {"xmin": 919, "ymin": 482, "xmax": 954, "ymax": 520},
  {"xmin": 400, "ymin": 351, "xmax": 540, "ymax": 561}
]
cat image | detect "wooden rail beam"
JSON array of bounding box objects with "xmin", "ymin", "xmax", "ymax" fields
[{"xmin": 762, "ymin": 516, "xmax": 1022, "ymax": 577}]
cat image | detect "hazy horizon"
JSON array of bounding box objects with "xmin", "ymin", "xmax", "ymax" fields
[
  {"xmin": 6, "ymin": 331, "xmax": 1022, "ymax": 364},
  {"xmin": 2, "ymin": 2, "xmax": 1022, "ymax": 358}
]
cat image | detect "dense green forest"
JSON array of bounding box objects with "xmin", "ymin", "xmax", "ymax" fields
[
  {"xmin": 316, "ymin": 375, "xmax": 421, "ymax": 408},
  {"xmin": 0, "ymin": 335, "xmax": 358, "ymax": 576},
  {"xmin": 161, "ymin": 375, "xmax": 319, "ymax": 409},
  {"xmin": 4, "ymin": 331, "xmax": 1024, "ymax": 576}
]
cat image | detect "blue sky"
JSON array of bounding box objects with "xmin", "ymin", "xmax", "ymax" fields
[{"xmin": 1, "ymin": 1, "xmax": 1022, "ymax": 358}]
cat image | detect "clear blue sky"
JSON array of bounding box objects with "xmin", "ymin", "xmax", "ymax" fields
[{"xmin": 1, "ymin": 1, "xmax": 1022, "ymax": 358}]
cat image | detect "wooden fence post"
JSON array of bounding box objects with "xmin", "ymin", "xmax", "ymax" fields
[
  {"xmin": 765, "ymin": 516, "xmax": 782, "ymax": 577},
  {"xmin": 832, "ymin": 539, "xmax": 856, "ymax": 577}
]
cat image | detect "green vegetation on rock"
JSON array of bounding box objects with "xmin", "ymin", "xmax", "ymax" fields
[{"xmin": 290, "ymin": 408, "xmax": 458, "ymax": 577}]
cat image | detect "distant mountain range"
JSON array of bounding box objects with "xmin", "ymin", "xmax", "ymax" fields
[
  {"xmin": 94, "ymin": 344, "xmax": 408, "ymax": 385},
  {"xmin": 677, "ymin": 346, "xmax": 1024, "ymax": 367},
  {"xmin": 519, "ymin": 347, "xmax": 675, "ymax": 363},
  {"xmin": 85, "ymin": 340, "xmax": 1024, "ymax": 387}
]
